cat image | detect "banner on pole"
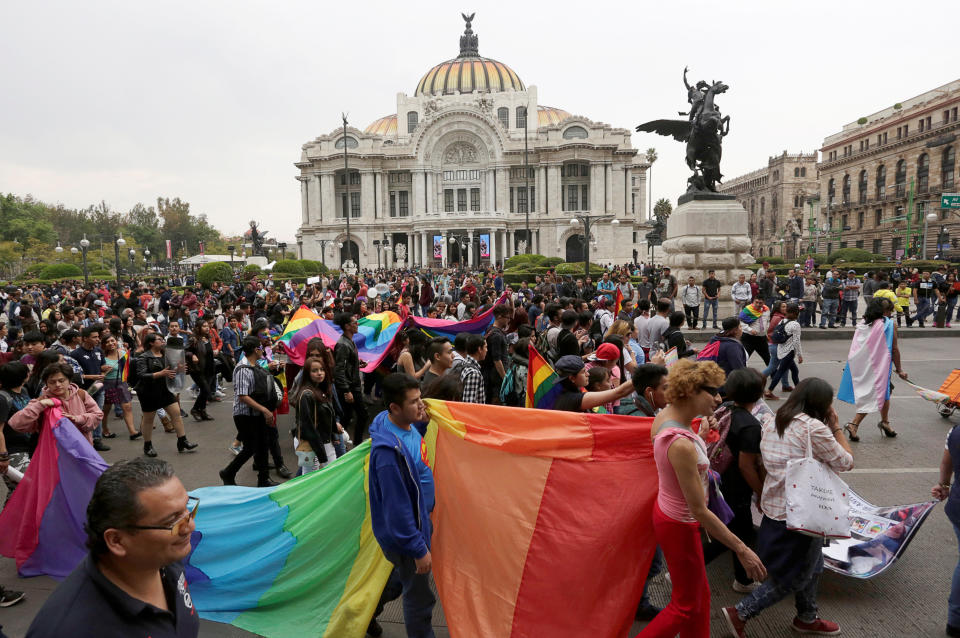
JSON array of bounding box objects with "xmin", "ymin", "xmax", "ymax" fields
[
  {"xmin": 166, "ymin": 239, "xmax": 172, "ymax": 259},
  {"xmin": 479, "ymin": 233, "xmax": 490, "ymax": 258}
]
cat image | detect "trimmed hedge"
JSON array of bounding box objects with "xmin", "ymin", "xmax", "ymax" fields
[
  {"xmin": 273, "ymin": 259, "xmax": 304, "ymax": 276},
  {"xmin": 554, "ymin": 262, "xmax": 605, "ymax": 276},
  {"xmin": 826, "ymin": 247, "xmax": 885, "ymax": 262},
  {"xmin": 242, "ymin": 264, "xmax": 262, "ymax": 280},
  {"xmin": 39, "ymin": 263, "xmax": 82, "ymax": 279},
  {"xmin": 503, "ymin": 254, "xmax": 548, "ymax": 269},
  {"xmin": 196, "ymin": 262, "xmax": 234, "ymax": 289}
]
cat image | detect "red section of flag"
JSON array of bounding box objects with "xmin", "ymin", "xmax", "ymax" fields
[{"xmin": 614, "ymin": 287, "xmax": 623, "ymax": 317}]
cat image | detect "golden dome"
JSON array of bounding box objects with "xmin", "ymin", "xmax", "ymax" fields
[
  {"xmin": 537, "ymin": 106, "xmax": 571, "ymax": 127},
  {"xmin": 364, "ymin": 114, "xmax": 397, "ymax": 136},
  {"xmin": 415, "ymin": 57, "xmax": 524, "ymax": 97}
]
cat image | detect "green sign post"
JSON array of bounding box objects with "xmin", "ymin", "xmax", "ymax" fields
[{"xmin": 942, "ymin": 193, "xmax": 960, "ymax": 209}]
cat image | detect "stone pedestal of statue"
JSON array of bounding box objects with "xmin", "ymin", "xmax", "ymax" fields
[
  {"xmin": 246, "ymin": 255, "xmax": 269, "ymax": 268},
  {"xmin": 661, "ymin": 195, "xmax": 754, "ymax": 301}
]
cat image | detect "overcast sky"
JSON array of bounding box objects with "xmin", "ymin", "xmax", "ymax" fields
[{"xmin": 2, "ymin": 0, "xmax": 956, "ymax": 242}]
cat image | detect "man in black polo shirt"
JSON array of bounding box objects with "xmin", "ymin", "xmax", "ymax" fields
[
  {"xmin": 701, "ymin": 270, "xmax": 722, "ymax": 330},
  {"xmin": 26, "ymin": 458, "xmax": 200, "ymax": 638},
  {"xmin": 551, "ymin": 355, "xmax": 634, "ymax": 413},
  {"xmin": 70, "ymin": 325, "xmax": 109, "ymax": 452}
]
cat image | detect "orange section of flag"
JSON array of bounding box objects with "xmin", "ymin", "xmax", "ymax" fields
[{"xmin": 614, "ymin": 287, "xmax": 623, "ymax": 316}]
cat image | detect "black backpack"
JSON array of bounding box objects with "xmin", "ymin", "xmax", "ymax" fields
[
  {"xmin": 235, "ymin": 364, "xmax": 280, "ymax": 411},
  {"xmin": 770, "ymin": 319, "xmax": 792, "ymax": 344}
]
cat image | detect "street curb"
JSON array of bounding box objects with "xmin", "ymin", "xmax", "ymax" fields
[{"xmin": 683, "ymin": 326, "xmax": 960, "ymax": 343}]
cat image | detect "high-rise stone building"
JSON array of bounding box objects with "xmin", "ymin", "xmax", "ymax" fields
[
  {"xmin": 294, "ymin": 16, "xmax": 650, "ymax": 270},
  {"xmin": 719, "ymin": 152, "xmax": 820, "ymax": 259},
  {"xmin": 817, "ymin": 79, "xmax": 960, "ymax": 259}
]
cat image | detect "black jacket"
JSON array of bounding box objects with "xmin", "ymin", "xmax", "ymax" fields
[
  {"xmin": 334, "ymin": 334, "xmax": 361, "ymax": 393},
  {"xmin": 294, "ymin": 391, "xmax": 336, "ymax": 461}
]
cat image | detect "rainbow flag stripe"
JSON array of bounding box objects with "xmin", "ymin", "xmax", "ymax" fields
[
  {"xmin": 0, "ymin": 406, "xmax": 109, "ymax": 578},
  {"xmin": 526, "ymin": 343, "xmax": 563, "ymax": 409},
  {"xmin": 278, "ymin": 307, "xmax": 404, "ymax": 370},
  {"xmin": 738, "ymin": 303, "xmax": 765, "ymax": 324},
  {"xmin": 426, "ymin": 400, "xmax": 658, "ymax": 638},
  {"xmin": 409, "ymin": 292, "xmax": 509, "ymax": 340}
]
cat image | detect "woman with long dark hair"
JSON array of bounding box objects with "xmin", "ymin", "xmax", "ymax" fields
[
  {"xmin": 134, "ymin": 332, "xmax": 197, "ymax": 458},
  {"xmin": 291, "ymin": 356, "xmax": 340, "ymax": 475},
  {"xmin": 24, "ymin": 350, "xmax": 61, "ymax": 399},
  {"xmin": 100, "ymin": 334, "xmax": 140, "ymax": 440},
  {"xmin": 723, "ymin": 378, "xmax": 853, "ymax": 638},
  {"xmin": 186, "ymin": 319, "xmax": 216, "ymax": 421}
]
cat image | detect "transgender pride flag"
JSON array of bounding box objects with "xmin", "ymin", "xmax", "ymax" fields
[
  {"xmin": 0, "ymin": 405, "xmax": 108, "ymax": 578},
  {"xmin": 837, "ymin": 317, "xmax": 895, "ymax": 414}
]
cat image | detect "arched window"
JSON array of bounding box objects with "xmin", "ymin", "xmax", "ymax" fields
[
  {"xmin": 876, "ymin": 165, "xmax": 886, "ymax": 199},
  {"xmin": 858, "ymin": 169, "xmax": 868, "ymax": 204},
  {"xmin": 760, "ymin": 197, "xmax": 765, "ymax": 215},
  {"xmin": 943, "ymin": 146, "xmax": 956, "ymax": 190},
  {"xmin": 842, "ymin": 174, "xmax": 851, "ymax": 203},
  {"xmin": 794, "ymin": 167, "xmax": 800, "ymax": 177},
  {"xmin": 334, "ymin": 136, "xmax": 359, "ymax": 149},
  {"xmin": 406, "ymin": 111, "xmax": 418, "ymax": 134},
  {"xmin": 828, "ymin": 178, "xmax": 835, "ymax": 205},
  {"xmin": 759, "ymin": 217, "xmax": 765, "ymax": 236},
  {"xmin": 750, "ymin": 200, "xmax": 755, "ymax": 217},
  {"xmin": 917, "ymin": 153, "xmax": 930, "ymax": 192},
  {"xmin": 800, "ymin": 167, "xmax": 807, "ymax": 177},
  {"xmin": 562, "ymin": 125, "xmax": 589, "ymax": 139},
  {"xmin": 497, "ymin": 107, "xmax": 509, "ymax": 129},
  {"xmin": 516, "ymin": 106, "xmax": 527, "ymax": 129}
]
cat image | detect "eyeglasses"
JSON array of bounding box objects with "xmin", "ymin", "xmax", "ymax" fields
[
  {"xmin": 699, "ymin": 386, "xmax": 719, "ymax": 397},
  {"xmin": 127, "ymin": 497, "xmax": 199, "ymax": 536}
]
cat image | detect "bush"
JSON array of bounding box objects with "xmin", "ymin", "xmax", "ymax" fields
[
  {"xmin": 90, "ymin": 268, "xmax": 114, "ymax": 277},
  {"xmin": 503, "ymin": 254, "xmax": 547, "ymax": 269},
  {"xmin": 273, "ymin": 259, "xmax": 304, "ymax": 275},
  {"xmin": 38, "ymin": 263, "xmax": 83, "ymax": 279},
  {"xmin": 297, "ymin": 259, "xmax": 328, "ymax": 276},
  {"xmin": 756, "ymin": 256, "xmax": 784, "ymax": 265},
  {"xmin": 826, "ymin": 247, "xmax": 884, "ymax": 263},
  {"xmin": 540, "ymin": 257, "xmax": 564, "ymax": 267},
  {"xmin": 554, "ymin": 262, "xmax": 604, "ymax": 276},
  {"xmin": 196, "ymin": 262, "xmax": 234, "ymax": 289},
  {"xmin": 242, "ymin": 264, "xmax": 262, "ymax": 280}
]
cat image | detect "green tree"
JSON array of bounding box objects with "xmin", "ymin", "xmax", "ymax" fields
[{"xmin": 653, "ymin": 198, "xmax": 672, "ymax": 222}]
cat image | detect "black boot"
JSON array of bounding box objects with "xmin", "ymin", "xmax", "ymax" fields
[
  {"xmin": 218, "ymin": 469, "xmax": 236, "ymax": 486},
  {"xmin": 143, "ymin": 441, "xmax": 158, "ymax": 457},
  {"xmin": 177, "ymin": 436, "xmax": 198, "ymax": 453}
]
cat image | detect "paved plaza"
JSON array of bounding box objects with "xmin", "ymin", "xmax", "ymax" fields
[{"xmin": 1, "ymin": 336, "xmax": 959, "ymax": 638}]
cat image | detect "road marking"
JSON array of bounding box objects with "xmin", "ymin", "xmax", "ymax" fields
[{"xmin": 848, "ymin": 467, "xmax": 939, "ymax": 474}]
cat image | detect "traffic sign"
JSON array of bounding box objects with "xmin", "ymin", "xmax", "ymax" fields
[{"xmin": 942, "ymin": 193, "xmax": 960, "ymax": 209}]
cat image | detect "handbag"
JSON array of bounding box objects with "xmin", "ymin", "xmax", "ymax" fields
[
  {"xmin": 706, "ymin": 470, "xmax": 735, "ymax": 525},
  {"xmin": 785, "ymin": 415, "xmax": 852, "ymax": 539}
]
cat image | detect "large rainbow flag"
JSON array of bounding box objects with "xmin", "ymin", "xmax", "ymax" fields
[
  {"xmin": 526, "ymin": 343, "xmax": 563, "ymax": 409},
  {"xmin": 837, "ymin": 317, "xmax": 894, "ymax": 414},
  {"xmin": 0, "ymin": 405, "xmax": 109, "ymax": 578},
  {"xmin": 408, "ymin": 292, "xmax": 510, "ymax": 341}
]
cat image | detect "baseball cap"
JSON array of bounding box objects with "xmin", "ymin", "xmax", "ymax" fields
[
  {"xmin": 595, "ymin": 343, "xmax": 620, "ymax": 361},
  {"xmin": 554, "ymin": 355, "xmax": 586, "ymax": 375}
]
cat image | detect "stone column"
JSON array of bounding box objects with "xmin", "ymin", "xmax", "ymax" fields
[
  {"xmin": 374, "ymin": 172, "xmax": 382, "ymax": 220},
  {"xmin": 507, "ymin": 229, "xmax": 515, "ymax": 257},
  {"xmin": 535, "ymin": 230, "xmax": 541, "ymax": 255},
  {"xmin": 421, "ymin": 232, "xmax": 429, "ymax": 266},
  {"xmin": 406, "ymin": 233, "xmax": 414, "ymax": 266},
  {"xmin": 300, "ymin": 178, "xmax": 309, "ymax": 225},
  {"xmin": 467, "ymin": 230, "xmax": 475, "ymax": 268},
  {"xmin": 605, "ymin": 163, "xmax": 613, "ymax": 214},
  {"xmin": 321, "ymin": 174, "xmax": 336, "ymax": 224},
  {"xmin": 311, "ymin": 175, "xmax": 322, "ymax": 223},
  {"xmin": 361, "ymin": 171, "xmax": 375, "ymax": 220},
  {"xmin": 412, "ymin": 170, "xmax": 425, "ymax": 218},
  {"xmin": 590, "ymin": 164, "xmax": 603, "ymax": 213},
  {"xmin": 496, "ymin": 168, "xmax": 508, "ymax": 216},
  {"xmin": 547, "ymin": 165, "xmax": 561, "ymax": 215},
  {"xmin": 611, "ymin": 164, "xmax": 625, "ymax": 217},
  {"xmin": 425, "ymin": 173, "xmax": 433, "ymax": 213},
  {"xmin": 536, "ymin": 167, "xmax": 546, "ymax": 215}
]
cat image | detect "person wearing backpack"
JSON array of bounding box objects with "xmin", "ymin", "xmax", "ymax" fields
[
  {"xmin": 698, "ymin": 317, "xmax": 746, "ymax": 376},
  {"xmin": 704, "ymin": 368, "xmax": 767, "ymax": 595},
  {"xmin": 767, "ymin": 303, "xmax": 803, "ymax": 396},
  {"xmin": 220, "ymin": 335, "xmax": 279, "ymax": 488},
  {"xmin": 760, "ymin": 301, "xmax": 792, "ymax": 400}
]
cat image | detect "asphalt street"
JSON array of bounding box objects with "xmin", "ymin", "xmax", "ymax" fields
[{"xmin": 1, "ymin": 336, "xmax": 959, "ymax": 638}]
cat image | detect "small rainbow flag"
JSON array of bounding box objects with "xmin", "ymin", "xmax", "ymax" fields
[
  {"xmin": 614, "ymin": 287, "xmax": 623, "ymax": 316},
  {"xmin": 526, "ymin": 343, "xmax": 563, "ymax": 410},
  {"xmin": 119, "ymin": 353, "xmax": 130, "ymax": 383}
]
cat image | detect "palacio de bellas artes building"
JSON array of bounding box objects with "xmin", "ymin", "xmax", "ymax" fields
[{"xmin": 294, "ymin": 15, "xmax": 651, "ymax": 271}]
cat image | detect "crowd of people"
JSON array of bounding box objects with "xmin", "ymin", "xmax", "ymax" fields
[{"xmin": 0, "ymin": 256, "xmax": 958, "ymax": 637}]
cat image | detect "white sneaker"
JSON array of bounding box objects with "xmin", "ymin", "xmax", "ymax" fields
[
  {"xmin": 229, "ymin": 443, "xmax": 242, "ymax": 456},
  {"xmin": 215, "ymin": 390, "xmax": 226, "ymax": 398},
  {"xmin": 732, "ymin": 580, "xmax": 760, "ymax": 593}
]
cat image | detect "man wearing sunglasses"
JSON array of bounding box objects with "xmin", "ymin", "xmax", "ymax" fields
[{"xmin": 26, "ymin": 458, "xmax": 200, "ymax": 637}]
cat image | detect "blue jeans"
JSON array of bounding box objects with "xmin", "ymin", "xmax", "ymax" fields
[
  {"xmin": 819, "ymin": 298, "xmax": 838, "ymax": 327},
  {"xmin": 948, "ymin": 296, "xmax": 958, "ymax": 323},
  {"xmin": 915, "ymin": 297, "xmax": 934, "ymax": 325},
  {"xmin": 840, "ymin": 299, "xmax": 858, "ymax": 326},
  {"xmin": 375, "ymin": 551, "xmax": 437, "ymax": 638},
  {"xmin": 948, "ymin": 502, "xmax": 960, "ymax": 627},
  {"xmin": 769, "ymin": 351, "xmax": 799, "ymax": 390},
  {"xmin": 701, "ymin": 298, "xmax": 719, "ymax": 327},
  {"xmin": 761, "ymin": 345, "xmax": 790, "ymax": 390},
  {"xmin": 735, "ymin": 519, "xmax": 823, "ymax": 623},
  {"xmin": 91, "ymin": 388, "xmax": 105, "ymax": 441},
  {"xmin": 639, "ymin": 546, "xmax": 665, "ymax": 610}
]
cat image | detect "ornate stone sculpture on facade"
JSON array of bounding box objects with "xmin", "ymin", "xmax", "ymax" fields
[
  {"xmin": 444, "ymin": 142, "xmax": 478, "ymax": 165},
  {"xmin": 424, "ymin": 99, "xmax": 440, "ymax": 117},
  {"xmin": 394, "ymin": 243, "xmax": 407, "ymax": 264},
  {"xmin": 475, "ymin": 95, "xmax": 493, "ymax": 114},
  {"xmin": 636, "ymin": 67, "xmax": 731, "ymax": 195}
]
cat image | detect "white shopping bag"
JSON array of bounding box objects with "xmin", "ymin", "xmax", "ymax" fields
[{"xmin": 785, "ymin": 416, "xmax": 851, "ymax": 539}]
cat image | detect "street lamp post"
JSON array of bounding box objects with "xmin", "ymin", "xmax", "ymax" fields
[
  {"xmin": 448, "ymin": 234, "xmax": 470, "ymax": 269},
  {"xmin": 569, "ymin": 214, "xmax": 619, "ymax": 281},
  {"xmin": 129, "ymin": 248, "xmax": 136, "ymax": 276},
  {"xmin": 54, "ymin": 241, "xmax": 63, "ymax": 262},
  {"xmin": 144, "ymin": 248, "xmax": 151, "ymax": 274},
  {"xmin": 923, "ymin": 212, "xmax": 939, "ymax": 259},
  {"xmin": 373, "ymin": 240, "xmax": 382, "ymax": 270},
  {"xmin": 278, "ymin": 242, "xmax": 287, "ymax": 261},
  {"xmin": 113, "ymin": 233, "xmax": 126, "ymax": 287},
  {"xmin": 342, "ymin": 113, "xmax": 353, "ymax": 267},
  {"xmin": 79, "ymin": 235, "xmax": 90, "ymax": 285},
  {"xmin": 317, "ymin": 239, "xmax": 341, "ymax": 268},
  {"xmin": 522, "ymin": 105, "xmax": 531, "ymax": 253},
  {"xmin": 227, "ymin": 245, "xmax": 235, "ymax": 270}
]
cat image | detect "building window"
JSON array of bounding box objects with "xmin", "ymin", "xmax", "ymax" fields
[
  {"xmin": 389, "ymin": 172, "xmax": 412, "ymax": 185},
  {"xmin": 858, "ymin": 211, "xmax": 864, "ymax": 228},
  {"xmin": 389, "ymin": 192, "xmax": 396, "ymax": 217},
  {"xmin": 398, "ymin": 191, "xmax": 409, "ymax": 217},
  {"xmin": 497, "ymin": 107, "xmax": 509, "ymax": 129},
  {"xmin": 794, "ymin": 167, "xmax": 800, "ymax": 177},
  {"xmin": 917, "ymin": 153, "xmax": 929, "ymax": 193},
  {"xmin": 840, "ymin": 241, "xmax": 848, "ymax": 249},
  {"xmin": 801, "ymin": 167, "xmax": 807, "ymax": 177},
  {"xmin": 509, "ymin": 187, "xmax": 514, "ymax": 213},
  {"xmin": 517, "ymin": 187, "xmax": 528, "ymax": 214},
  {"xmin": 406, "ymin": 111, "xmax": 418, "ymax": 134},
  {"xmin": 891, "ymin": 237, "xmax": 901, "ymax": 253},
  {"xmin": 919, "ymin": 118, "xmax": 925, "ymax": 133},
  {"xmin": 444, "ymin": 189, "xmax": 454, "ymax": 212},
  {"xmin": 562, "ymin": 126, "xmax": 589, "ymax": 139},
  {"xmin": 350, "ymin": 192, "xmax": 360, "ymax": 218},
  {"xmin": 566, "ymin": 185, "xmax": 577, "ymax": 211},
  {"xmin": 581, "ymin": 184, "xmax": 589, "ymax": 210},
  {"xmin": 516, "ymin": 106, "xmax": 527, "ymax": 129},
  {"xmin": 760, "ymin": 197, "xmax": 765, "ymax": 215},
  {"xmin": 828, "ymin": 178, "xmax": 835, "ymax": 205},
  {"xmin": 794, "ymin": 195, "xmax": 799, "ymax": 207},
  {"xmin": 895, "ymin": 159, "xmax": 906, "ymax": 197},
  {"xmin": 943, "ymin": 146, "xmax": 955, "ymax": 190},
  {"xmin": 510, "ymin": 166, "xmax": 535, "ymax": 179},
  {"xmin": 457, "ymin": 189, "xmax": 467, "ymax": 212},
  {"xmin": 858, "ymin": 170, "xmax": 868, "ymax": 204},
  {"xmin": 873, "ymin": 238, "xmax": 882, "ymax": 254},
  {"xmin": 876, "ymin": 165, "xmax": 886, "ymax": 199},
  {"xmin": 875, "ymin": 209, "xmax": 883, "ymax": 226},
  {"xmin": 855, "ymin": 240, "xmax": 864, "ymax": 249},
  {"xmin": 470, "ymin": 188, "xmax": 480, "ymax": 211},
  {"xmin": 842, "ymin": 214, "xmax": 848, "ymax": 230},
  {"xmin": 842, "ymin": 174, "xmax": 851, "ymax": 204}
]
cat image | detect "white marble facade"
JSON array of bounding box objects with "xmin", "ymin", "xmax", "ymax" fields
[{"xmin": 294, "ymin": 16, "xmax": 651, "ymax": 270}]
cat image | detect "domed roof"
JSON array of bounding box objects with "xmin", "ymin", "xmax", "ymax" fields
[
  {"xmin": 415, "ymin": 14, "xmax": 524, "ymax": 97},
  {"xmin": 364, "ymin": 114, "xmax": 397, "ymax": 136},
  {"xmin": 537, "ymin": 106, "xmax": 571, "ymax": 127}
]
